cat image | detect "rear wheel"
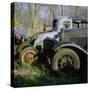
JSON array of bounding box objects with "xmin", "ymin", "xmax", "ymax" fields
[
  {"xmin": 51, "ymin": 48, "xmax": 80, "ymax": 75},
  {"xmin": 20, "ymin": 47, "xmax": 38, "ymax": 65}
]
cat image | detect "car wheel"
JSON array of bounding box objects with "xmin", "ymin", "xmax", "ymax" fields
[
  {"xmin": 51, "ymin": 48, "xmax": 80, "ymax": 75},
  {"xmin": 20, "ymin": 47, "xmax": 38, "ymax": 65}
]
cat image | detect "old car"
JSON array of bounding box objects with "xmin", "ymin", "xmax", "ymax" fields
[{"xmin": 16, "ymin": 16, "xmax": 88, "ymax": 78}]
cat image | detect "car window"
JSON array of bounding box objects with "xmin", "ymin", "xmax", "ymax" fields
[{"xmin": 63, "ymin": 21, "xmax": 71, "ymax": 29}]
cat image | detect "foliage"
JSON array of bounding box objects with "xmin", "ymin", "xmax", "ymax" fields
[
  {"xmin": 13, "ymin": 3, "xmax": 88, "ymax": 37},
  {"xmin": 14, "ymin": 63, "xmax": 82, "ymax": 87}
]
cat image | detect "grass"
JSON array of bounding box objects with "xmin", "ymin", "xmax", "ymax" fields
[{"xmin": 13, "ymin": 62, "xmax": 82, "ymax": 87}]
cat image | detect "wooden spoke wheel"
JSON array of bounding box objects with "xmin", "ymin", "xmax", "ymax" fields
[
  {"xmin": 51, "ymin": 48, "xmax": 80, "ymax": 75},
  {"xmin": 20, "ymin": 47, "xmax": 38, "ymax": 64}
]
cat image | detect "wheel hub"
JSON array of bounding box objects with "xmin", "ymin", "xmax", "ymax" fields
[
  {"xmin": 58, "ymin": 55, "xmax": 74, "ymax": 69},
  {"xmin": 24, "ymin": 52, "xmax": 36, "ymax": 64}
]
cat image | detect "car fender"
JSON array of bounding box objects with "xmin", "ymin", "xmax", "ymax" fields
[{"xmin": 53, "ymin": 42, "xmax": 87, "ymax": 55}]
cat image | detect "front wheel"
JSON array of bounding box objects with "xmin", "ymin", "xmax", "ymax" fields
[
  {"xmin": 51, "ymin": 48, "xmax": 80, "ymax": 75},
  {"xmin": 20, "ymin": 47, "xmax": 38, "ymax": 65}
]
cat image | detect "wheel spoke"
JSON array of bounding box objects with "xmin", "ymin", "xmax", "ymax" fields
[
  {"xmin": 67, "ymin": 56, "xmax": 74, "ymax": 66},
  {"xmin": 58, "ymin": 56, "xmax": 68, "ymax": 69}
]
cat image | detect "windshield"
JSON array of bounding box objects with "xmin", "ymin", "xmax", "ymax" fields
[
  {"xmin": 72, "ymin": 18, "xmax": 88, "ymax": 29},
  {"xmin": 72, "ymin": 21, "xmax": 88, "ymax": 29}
]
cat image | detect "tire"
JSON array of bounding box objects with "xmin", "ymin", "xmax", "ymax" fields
[
  {"xmin": 20, "ymin": 47, "xmax": 38, "ymax": 65},
  {"xmin": 51, "ymin": 48, "xmax": 80, "ymax": 75}
]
